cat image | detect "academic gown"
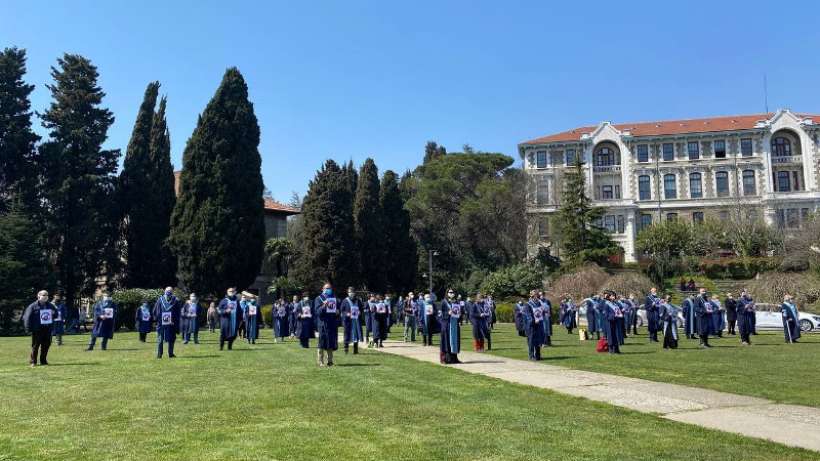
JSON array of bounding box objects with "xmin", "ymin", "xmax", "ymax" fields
[
  {"xmin": 372, "ymin": 301, "xmax": 389, "ymax": 341},
  {"xmin": 341, "ymin": 297, "xmax": 363, "ymax": 344},
  {"xmin": 524, "ymin": 300, "xmax": 546, "ymax": 346},
  {"xmin": 438, "ymin": 300, "xmax": 461, "ymax": 356},
  {"xmin": 710, "ymin": 300, "xmax": 724, "ymax": 335},
  {"xmin": 52, "ymin": 302, "xmax": 67, "ymax": 336},
  {"xmin": 153, "ymin": 295, "xmax": 181, "ymax": 342},
  {"xmin": 661, "ymin": 303, "xmax": 679, "ymax": 348},
  {"xmin": 217, "ymin": 297, "xmax": 243, "ymax": 340},
  {"xmin": 135, "ymin": 304, "xmax": 153, "ymax": 334},
  {"xmin": 644, "ymin": 295, "xmax": 660, "ymax": 336},
  {"xmin": 297, "ymin": 302, "xmax": 315, "ymax": 342},
  {"xmin": 781, "ymin": 302, "xmax": 802, "ymax": 342},
  {"xmin": 540, "ymin": 299, "xmax": 553, "ymax": 339},
  {"xmin": 469, "ymin": 301, "xmax": 488, "ymax": 341},
  {"xmin": 420, "ymin": 301, "xmax": 437, "ymax": 336},
  {"xmin": 603, "ymin": 301, "xmax": 623, "ymax": 352},
  {"xmin": 91, "ymin": 301, "xmax": 117, "ymax": 339},
  {"xmin": 314, "ymin": 295, "xmax": 339, "ymax": 350},
  {"xmin": 514, "ymin": 303, "xmax": 526, "ymax": 336},
  {"xmin": 583, "ymin": 298, "xmax": 598, "ymax": 334},
  {"xmin": 597, "ymin": 298, "xmax": 612, "ymax": 340},
  {"xmin": 273, "ymin": 304, "xmax": 290, "ymax": 338},
  {"xmin": 245, "ymin": 303, "xmax": 260, "ymax": 341},
  {"xmin": 682, "ymin": 298, "xmax": 697, "ymax": 337},
  {"xmin": 694, "ymin": 295, "xmax": 713, "ymax": 337},
  {"xmin": 181, "ymin": 302, "xmax": 200, "ymax": 337},
  {"xmin": 560, "ymin": 301, "xmax": 577, "ymax": 330},
  {"xmin": 737, "ymin": 297, "xmax": 756, "ymax": 338}
]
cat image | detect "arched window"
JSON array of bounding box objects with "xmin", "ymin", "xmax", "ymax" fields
[
  {"xmin": 663, "ymin": 174, "xmax": 677, "ymax": 199},
  {"xmin": 772, "ymin": 137, "xmax": 792, "ymax": 157},
  {"xmin": 595, "ymin": 146, "xmax": 616, "ymax": 166},
  {"xmin": 638, "ymin": 175, "xmax": 651, "ymax": 200},
  {"xmin": 689, "ymin": 172, "xmax": 702, "ymax": 198}
]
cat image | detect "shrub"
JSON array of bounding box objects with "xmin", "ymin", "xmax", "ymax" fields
[
  {"xmin": 600, "ymin": 272, "xmax": 654, "ymax": 298},
  {"xmin": 111, "ymin": 288, "xmax": 166, "ymax": 330},
  {"xmin": 746, "ymin": 271, "xmax": 820, "ymax": 307},
  {"xmin": 481, "ymin": 262, "xmax": 546, "ymax": 298},
  {"xmin": 261, "ymin": 304, "xmax": 274, "ymax": 327},
  {"xmin": 495, "ymin": 302, "xmax": 515, "ymax": 323},
  {"xmin": 548, "ymin": 263, "xmax": 608, "ymax": 300}
]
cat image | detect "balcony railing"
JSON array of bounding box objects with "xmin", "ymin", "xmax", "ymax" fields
[
  {"xmin": 771, "ymin": 155, "xmax": 803, "ymax": 164},
  {"xmin": 593, "ymin": 164, "xmax": 621, "ymax": 173}
]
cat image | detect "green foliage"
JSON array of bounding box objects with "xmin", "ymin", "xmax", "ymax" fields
[
  {"xmin": 111, "ymin": 288, "xmax": 166, "ymax": 330},
  {"xmin": 422, "ymin": 141, "xmax": 446, "ymax": 164},
  {"xmin": 169, "ymin": 68, "xmax": 266, "ymax": 297},
  {"xmin": 267, "ymin": 275, "xmax": 303, "ymax": 300},
  {"xmin": 494, "ymin": 302, "xmax": 515, "ymax": 323},
  {"xmin": 353, "ymin": 158, "xmax": 384, "ymax": 290},
  {"xmin": 380, "ymin": 170, "xmax": 417, "ymax": 293},
  {"xmin": 747, "ymin": 271, "xmax": 820, "ymax": 308},
  {"xmin": 263, "ymin": 237, "xmax": 294, "ymax": 277},
  {"xmin": 480, "ymin": 262, "xmax": 548, "ymax": 298},
  {"xmin": 697, "ymin": 257, "xmax": 781, "ymax": 279}
]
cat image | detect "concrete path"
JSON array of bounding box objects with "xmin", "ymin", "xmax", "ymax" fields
[{"xmin": 375, "ymin": 340, "xmax": 820, "ymax": 453}]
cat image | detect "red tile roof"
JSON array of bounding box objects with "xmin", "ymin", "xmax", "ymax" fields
[
  {"xmin": 173, "ymin": 171, "xmax": 300, "ymax": 215},
  {"xmin": 521, "ymin": 113, "xmax": 820, "ymax": 145}
]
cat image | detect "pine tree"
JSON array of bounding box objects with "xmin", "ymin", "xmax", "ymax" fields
[
  {"xmin": 39, "ymin": 54, "xmax": 120, "ymax": 310},
  {"xmin": 148, "ymin": 96, "xmax": 177, "ymax": 286},
  {"xmin": 380, "ymin": 170, "xmax": 417, "ymax": 292},
  {"xmin": 423, "ymin": 141, "xmax": 446, "ymax": 164},
  {"xmin": 169, "ymin": 68, "xmax": 265, "ymax": 296},
  {"xmin": 353, "ymin": 158, "xmax": 384, "ymax": 291},
  {"xmin": 0, "ymin": 47, "xmax": 40, "ymax": 214}
]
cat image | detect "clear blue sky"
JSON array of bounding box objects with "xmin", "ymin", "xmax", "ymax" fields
[{"xmin": 3, "ymin": 1, "xmax": 819, "ymax": 201}]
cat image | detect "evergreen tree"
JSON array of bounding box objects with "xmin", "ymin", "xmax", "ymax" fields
[
  {"xmin": 294, "ymin": 160, "xmax": 357, "ymax": 290},
  {"xmin": 423, "ymin": 141, "xmax": 446, "ymax": 164},
  {"xmin": 0, "ymin": 47, "xmax": 40, "ymax": 213},
  {"xmin": 169, "ymin": 68, "xmax": 265, "ymax": 296},
  {"xmin": 380, "ymin": 170, "xmax": 417, "ymax": 292},
  {"xmin": 39, "ymin": 54, "xmax": 120, "ymax": 310},
  {"xmin": 148, "ymin": 96, "xmax": 177, "ymax": 286},
  {"xmin": 353, "ymin": 158, "xmax": 384, "ymax": 291}
]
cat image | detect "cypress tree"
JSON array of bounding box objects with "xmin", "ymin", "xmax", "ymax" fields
[
  {"xmin": 353, "ymin": 158, "xmax": 383, "ymax": 291},
  {"xmin": 39, "ymin": 54, "xmax": 120, "ymax": 310},
  {"xmin": 0, "ymin": 47, "xmax": 40, "ymax": 214},
  {"xmin": 169, "ymin": 68, "xmax": 265, "ymax": 296},
  {"xmin": 148, "ymin": 96, "xmax": 177, "ymax": 286},
  {"xmin": 380, "ymin": 170, "xmax": 417, "ymax": 293}
]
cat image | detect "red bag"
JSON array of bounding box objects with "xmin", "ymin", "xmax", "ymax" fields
[{"xmin": 596, "ymin": 338, "xmax": 608, "ymax": 353}]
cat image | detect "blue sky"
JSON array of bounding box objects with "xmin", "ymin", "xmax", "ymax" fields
[{"xmin": 3, "ymin": 1, "xmax": 819, "ymax": 201}]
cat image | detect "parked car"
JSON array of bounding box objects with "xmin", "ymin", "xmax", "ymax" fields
[
  {"xmin": 577, "ymin": 302, "xmax": 686, "ymax": 329},
  {"xmin": 754, "ymin": 303, "xmax": 820, "ymax": 332}
]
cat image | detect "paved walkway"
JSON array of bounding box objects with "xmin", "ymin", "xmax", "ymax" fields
[{"xmin": 375, "ymin": 340, "xmax": 820, "ymax": 453}]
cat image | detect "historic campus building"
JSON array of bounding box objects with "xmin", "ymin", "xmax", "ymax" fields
[{"xmin": 520, "ymin": 109, "xmax": 820, "ymax": 262}]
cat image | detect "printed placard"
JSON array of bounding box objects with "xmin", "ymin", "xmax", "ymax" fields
[
  {"xmin": 533, "ymin": 307, "xmax": 544, "ymax": 322},
  {"xmin": 450, "ymin": 305, "xmax": 461, "ymax": 317},
  {"xmin": 39, "ymin": 309, "xmax": 53, "ymax": 325},
  {"xmin": 161, "ymin": 312, "xmax": 172, "ymax": 326},
  {"xmin": 350, "ymin": 305, "xmax": 360, "ymax": 319},
  {"xmin": 141, "ymin": 311, "xmax": 151, "ymax": 322},
  {"xmin": 248, "ymin": 305, "xmax": 257, "ymax": 316},
  {"xmin": 376, "ymin": 303, "xmax": 386, "ymax": 314},
  {"xmin": 301, "ymin": 306, "xmax": 312, "ymax": 318},
  {"xmin": 103, "ymin": 307, "xmax": 114, "ymax": 319},
  {"xmin": 325, "ymin": 298, "xmax": 337, "ymax": 314},
  {"xmin": 425, "ymin": 304, "xmax": 433, "ymax": 316}
]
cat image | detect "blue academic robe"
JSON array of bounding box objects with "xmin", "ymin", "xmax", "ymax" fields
[
  {"xmin": 91, "ymin": 301, "xmax": 117, "ymax": 339},
  {"xmin": 710, "ymin": 300, "xmax": 724, "ymax": 335},
  {"xmin": 781, "ymin": 302, "xmax": 802, "ymax": 342},
  {"xmin": 245, "ymin": 303, "xmax": 260, "ymax": 341},
  {"xmin": 135, "ymin": 304, "xmax": 153, "ymax": 334},
  {"xmin": 661, "ymin": 303, "xmax": 680, "ymax": 341},
  {"xmin": 540, "ymin": 299, "xmax": 553, "ymax": 338},
  {"xmin": 297, "ymin": 301, "xmax": 315, "ymax": 341},
  {"xmin": 181, "ymin": 302, "xmax": 200, "ymax": 336},
  {"xmin": 371, "ymin": 301, "xmax": 389, "ymax": 341},
  {"xmin": 420, "ymin": 301, "xmax": 437, "ymax": 335},
  {"xmin": 682, "ymin": 298, "xmax": 697, "ymax": 336},
  {"xmin": 52, "ymin": 302, "xmax": 67, "ymax": 335},
  {"xmin": 524, "ymin": 300, "xmax": 546, "ymax": 346},
  {"xmin": 514, "ymin": 303, "xmax": 526, "ymax": 334},
  {"xmin": 341, "ymin": 297, "xmax": 363, "ymax": 343},
  {"xmin": 644, "ymin": 295, "xmax": 660, "ymax": 334},
  {"xmin": 560, "ymin": 301, "xmax": 577, "ymax": 329},
  {"xmin": 153, "ymin": 295, "xmax": 181, "ymax": 342},
  {"xmin": 438, "ymin": 300, "xmax": 461, "ymax": 354},
  {"xmin": 273, "ymin": 304, "xmax": 290, "ymax": 338},
  {"xmin": 584, "ymin": 298, "xmax": 598, "ymax": 333},
  {"xmin": 314, "ymin": 295, "xmax": 339, "ymax": 350},
  {"xmin": 694, "ymin": 295, "xmax": 713, "ymax": 336},
  {"xmin": 217, "ymin": 297, "xmax": 243, "ymax": 339},
  {"xmin": 469, "ymin": 301, "xmax": 489, "ymax": 341}
]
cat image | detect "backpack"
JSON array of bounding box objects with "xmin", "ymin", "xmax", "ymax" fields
[{"xmin": 596, "ymin": 337, "xmax": 608, "ymax": 353}]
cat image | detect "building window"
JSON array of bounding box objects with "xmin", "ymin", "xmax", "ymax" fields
[
  {"xmin": 565, "ymin": 149, "xmax": 576, "ymax": 165},
  {"xmin": 687, "ymin": 141, "xmax": 700, "ymax": 160},
  {"xmin": 715, "ymin": 171, "xmax": 729, "ymax": 197},
  {"xmin": 662, "ymin": 143, "xmax": 675, "ymax": 161},
  {"xmin": 777, "ymin": 171, "xmax": 791, "ymax": 192},
  {"xmin": 741, "ymin": 138, "xmax": 753, "ymax": 156},
  {"xmin": 616, "ymin": 215, "xmax": 625, "ymax": 233},
  {"xmin": 638, "ymin": 175, "xmax": 651, "ymax": 200},
  {"xmin": 639, "ymin": 214, "xmax": 653, "ymax": 231},
  {"xmin": 663, "ymin": 174, "xmax": 677, "ymax": 199},
  {"xmin": 537, "ymin": 218, "xmax": 549, "ymax": 238},
  {"xmin": 714, "ymin": 140, "xmax": 726, "ymax": 158},
  {"xmin": 604, "ymin": 215, "xmax": 616, "ymax": 233},
  {"xmin": 536, "ymin": 151, "xmax": 548, "ymax": 168},
  {"xmin": 693, "ymin": 211, "xmax": 704, "ymax": 224},
  {"xmin": 666, "ymin": 213, "xmax": 678, "ymax": 221},
  {"xmin": 595, "ymin": 146, "xmax": 616, "ymax": 166},
  {"xmin": 742, "ymin": 170, "xmax": 756, "ymax": 195},
  {"xmin": 637, "ymin": 144, "xmax": 649, "ymax": 163},
  {"xmin": 602, "ymin": 185, "xmax": 613, "ymax": 200},
  {"xmin": 772, "ymin": 137, "xmax": 791, "ymax": 157},
  {"xmin": 614, "ymin": 185, "xmax": 621, "ymax": 199},
  {"xmin": 536, "ymin": 176, "xmax": 549, "ymax": 205},
  {"xmin": 689, "ymin": 172, "xmax": 702, "ymax": 198}
]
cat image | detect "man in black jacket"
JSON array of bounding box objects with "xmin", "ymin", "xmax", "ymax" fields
[
  {"xmin": 694, "ymin": 288, "xmax": 712, "ymax": 348},
  {"xmin": 23, "ymin": 290, "xmax": 58, "ymax": 367},
  {"xmin": 724, "ymin": 292, "xmax": 737, "ymax": 335}
]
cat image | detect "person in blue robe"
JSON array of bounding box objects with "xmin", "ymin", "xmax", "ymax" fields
[
  {"xmin": 737, "ymin": 290, "xmax": 755, "ymax": 345},
  {"xmin": 134, "ymin": 300, "xmax": 153, "ymax": 342},
  {"xmin": 217, "ymin": 288, "xmax": 243, "ymax": 350},
  {"xmin": 682, "ymin": 294, "xmax": 697, "ymax": 339},
  {"xmin": 181, "ymin": 293, "xmax": 200, "ymax": 344},
  {"xmin": 23, "ymin": 290, "xmax": 57, "ymax": 366},
  {"xmin": 660, "ymin": 295, "xmax": 679, "ymax": 349},
  {"xmin": 273, "ymin": 299, "xmax": 290, "ymax": 342},
  {"xmin": 420, "ymin": 294, "xmax": 437, "ymax": 346},
  {"xmin": 781, "ymin": 294, "xmax": 802, "ymax": 343},
  {"xmin": 625, "ymin": 294, "xmax": 639, "ymax": 336},
  {"xmin": 614, "ymin": 296, "xmax": 627, "ymax": 345},
  {"xmin": 710, "ymin": 298, "xmax": 724, "ymax": 338},
  {"xmin": 402, "ymin": 292, "xmax": 418, "ymax": 342},
  {"xmin": 365, "ymin": 294, "xmax": 376, "ymax": 347},
  {"xmin": 87, "ymin": 292, "xmax": 116, "ymax": 351},
  {"xmin": 514, "ymin": 300, "xmax": 527, "ymax": 337},
  {"xmin": 372, "ymin": 295, "xmax": 389, "ymax": 348},
  {"xmin": 314, "ymin": 283, "xmax": 340, "ymax": 366},
  {"xmin": 296, "ymin": 293, "xmax": 315, "ymax": 348},
  {"xmin": 523, "ymin": 290, "xmax": 546, "ymax": 360},
  {"xmin": 693, "ymin": 288, "xmax": 712, "ymax": 348},
  {"xmin": 603, "ymin": 293, "xmax": 622, "ymax": 353},
  {"xmin": 560, "ymin": 295, "xmax": 577, "ymax": 335},
  {"xmin": 289, "ymin": 295, "xmax": 301, "ymax": 339},
  {"xmin": 538, "ymin": 292, "xmax": 553, "ymax": 346},
  {"xmin": 478, "ymin": 294, "xmax": 492, "ymax": 350},
  {"xmin": 341, "ymin": 287, "xmax": 363, "ymax": 354},
  {"xmin": 468, "ymin": 294, "xmax": 489, "ymax": 352},
  {"xmin": 51, "ymin": 293, "xmax": 67, "ymax": 346},
  {"xmin": 245, "ymin": 296, "xmax": 260, "ymax": 344},
  {"xmin": 237, "ymin": 295, "xmax": 249, "ymax": 339},
  {"xmin": 725, "ymin": 293, "xmax": 738, "ymax": 335},
  {"xmin": 153, "ymin": 287, "xmax": 181, "ymax": 358},
  {"xmin": 584, "ymin": 296, "xmax": 599, "ymax": 339},
  {"xmin": 594, "ymin": 296, "xmax": 607, "ymax": 339},
  {"xmin": 438, "ymin": 289, "xmax": 461, "ymax": 364},
  {"xmin": 644, "ymin": 288, "xmax": 661, "ymax": 343}
]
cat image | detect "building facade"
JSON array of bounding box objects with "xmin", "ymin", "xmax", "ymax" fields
[{"xmin": 519, "ymin": 110, "xmax": 820, "ymax": 262}]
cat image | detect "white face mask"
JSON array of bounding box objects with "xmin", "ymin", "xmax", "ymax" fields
[
  {"xmin": 103, "ymin": 296, "xmax": 111, "ymax": 302},
  {"xmin": 190, "ymin": 297, "xmax": 197, "ymax": 303},
  {"xmin": 38, "ymin": 295, "xmax": 48, "ymax": 303},
  {"xmin": 348, "ymin": 292, "xmax": 355, "ymax": 298}
]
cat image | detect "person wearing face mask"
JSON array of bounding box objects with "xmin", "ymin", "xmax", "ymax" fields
[
  {"xmin": 469, "ymin": 292, "xmax": 492, "ymax": 352},
  {"xmin": 438, "ymin": 289, "xmax": 461, "ymax": 364},
  {"xmin": 781, "ymin": 293, "xmax": 801, "ymax": 344},
  {"xmin": 420, "ymin": 294, "xmax": 437, "ymax": 346},
  {"xmin": 487, "ymin": 294, "xmax": 497, "ymax": 331},
  {"xmin": 682, "ymin": 293, "xmax": 697, "ymax": 340},
  {"xmin": 181, "ymin": 293, "xmax": 200, "ymax": 345},
  {"xmin": 524, "ymin": 290, "xmax": 545, "ymax": 361},
  {"xmin": 644, "ymin": 288, "xmax": 661, "ymax": 343},
  {"xmin": 51, "ymin": 293, "xmax": 67, "ymax": 346},
  {"xmin": 584, "ymin": 295, "xmax": 600, "ymax": 340},
  {"xmin": 724, "ymin": 292, "xmax": 737, "ymax": 336},
  {"xmin": 710, "ymin": 297, "xmax": 725, "ymax": 338},
  {"xmin": 603, "ymin": 292, "xmax": 623, "ymax": 354},
  {"xmin": 207, "ymin": 301, "xmax": 218, "ymax": 333},
  {"xmin": 273, "ymin": 299, "xmax": 290, "ymax": 343},
  {"xmin": 627, "ymin": 294, "xmax": 639, "ymax": 336},
  {"xmin": 153, "ymin": 287, "xmax": 181, "ymax": 358},
  {"xmin": 217, "ymin": 288, "xmax": 243, "ymax": 351},
  {"xmin": 694, "ymin": 288, "xmax": 712, "ymax": 348},
  {"xmin": 297, "ymin": 293, "xmax": 315, "ymax": 348},
  {"xmin": 23, "ymin": 290, "xmax": 58, "ymax": 367},
  {"xmin": 560, "ymin": 295, "xmax": 577, "ymax": 335},
  {"xmin": 371, "ymin": 294, "xmax": 389, "ymax": 348},
  {"xmin": 87, "ymin": 291, "xmax": 117, "ymax": 351},
  {"xmin": 341, "ymin": 287, "xmax": 363, "ymax": 354},
  {"xmin": 315, "ymin": 283, "xmax": 340, "ymax": 366},
  {"xmin": 737, "ymin": 290, "xmax": 755, "ymax": 346},
  {"xmin": 135, "ymin": 299, "xmax": 153, "ymax": 342},
  {"xmin": 538, "ymin": 292, "xmax": 553, "ymax": 347},
  {"xmin": 403, "ymin": 292, "xmax": 418, "ymax": 343},
  {"xmin": 245, "ymin": 295, "xmax": 260, "ymax": 344},
  {"xmin": 514, "ymin": 299, "xmax": 527, "ymax": 337},
  {"xmin": 660, "ymin": 295, "xmax": 679, "ymax": 350},
  {"xmin": 237, "ymin": 294, "xmax": 249, "ymax": 340},
  {"xmin": 289, "ymin": 295, "xmax": 300, "ymax": 339}
]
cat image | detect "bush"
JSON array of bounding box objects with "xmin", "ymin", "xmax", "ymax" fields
[
  {"xmin": 480, "ymin": 262, "xmax": 546, "ymax": 298},
  {"xmin": 495, "ymin": 302, "xmax": 514, "ymax": 323},
  {"xmin": 261, "ymin": 304, "xmax": 274, "ymax": 326},
  {"xmin": 698, "ymin": 257, "xmax": 781, "ymax": 279},
  {"xmin": 548, "ymin": 263, "xmax": 609, "ymax": 300},
  {"xmin": 747, "ymin": 271, "xmax": 820, "ymax": 307},
  {"xmin": 600, "ymin": 272, "xmax": 654, "ymax": 298},
  {"xmin": 111, "ymin": 288, "xmax": 166, "ymax": 331}
]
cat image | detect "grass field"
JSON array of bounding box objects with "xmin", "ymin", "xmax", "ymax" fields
[
  {"xmin": 1, "ymin": 330, "xmax": 818, "ymax": 460},
  {"xmin": 477, "ymin": 323, "xmax": 820, "ymax": 407}
]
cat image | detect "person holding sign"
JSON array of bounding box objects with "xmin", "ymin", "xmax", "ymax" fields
[
  {"xmin": 51, "ymin": 293, "xmax": 67, "ymax": 346},
  {"xmin": 314, "ymin": 283, "xmax": 340, "ymax": 366},
  {"xmin": 273, "ymin": 299, "xmax": 290, "ymax": 343},
  {"xmin": 217, "ymin": 288, "xmax": 243, "ymax": 350},
  {"xmin": 153, "ymin": 287, "xmax": 181, "ymax": 358},
  {"xmin": 371, "ymin": 294, "xmax": 389, "ymax": 348},
  {"xmin": 469, "ymin": 293, "xmax": 489, "ymax": 352},
  {"xmin": 341, "ymin": 287, "xmax": 363, "ymax": 354},
  {"xmin": 181, "ymin": 293, "xmax": 200, "ymax": 344},
  {"xmin": 23, "ymin": 290, "xmax": 58, "ymax": 367},
  {"xmin": 135, "ymin": 299, "xmax": 153, "ymax": 342},
  {"xmin": 245, "ymin": 294, "xmax": 260, "ymax": 344},
  {"xmin": 781, "ymin": 293, "xmax": 801, "ymax": 344},
  {"xmin": 296, "ymin": 293, "xmax": 314, "ymax": 349},
  {"xmin": 87, "ymin": 292, "xmax": 117, "ymax": 351},
  {"xmin": 524, "ymin": 290, "xmax": 545, "ymax": 361},
  {"xmin": 420, "ymin": 293, "xmax": 437, "ymax": 346},
  {"xmin": 438, "ymin": 289, "xmax": 461, "ymax": 364}
]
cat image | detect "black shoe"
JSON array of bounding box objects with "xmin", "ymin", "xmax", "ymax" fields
[{"xmin": 169, "ymin": 354, "xmax": 176, "ymax": 358}]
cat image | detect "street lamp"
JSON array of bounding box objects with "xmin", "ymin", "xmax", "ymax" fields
[{"xmin": 428, "ymin": 249, "xmax": 439, "ymax": 295}]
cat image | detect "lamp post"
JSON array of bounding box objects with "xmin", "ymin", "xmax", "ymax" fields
[{"xmin": 427, "ymin": 249, "xmax": 439, "ymax": 295}]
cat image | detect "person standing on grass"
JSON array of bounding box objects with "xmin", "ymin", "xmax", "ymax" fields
[
  {"xmin": 288, "ymin": 295, "xmax": 300, "ymax": 339},
  {"xmin": 644, "ymin": 288, "xmax": 661, "ymax": 343},
  {"xmin": 217, "ymin": 288, "xmax": 243, "ymax": 350},
  {"xmin": 694, "ymin": 288, "xmax": 712, "ymax": 348},
  {"xmin": 487, "ymin": 293, "xmax": 497, "ymax": 330},
  {"xmin": 584, "ymin": 295, "xmax": 599, "ymax": 340},
  {"xmin": 181, "ymin": 293, "xmax": 200, "ymax": 344},
  {"xmin": 781, "ymin": 293, "xmax": 801, "ymax": 344},
  {"xmin": 514, "ymin": 299, "xmax": 527, "ymax": 337},
  {"xmin": 621, "ymin": 294, "xmax": 635, "ymax": 338},
  {"xmin": 469, "ymin": 293, "xmax": 488, "ymax": 352},
  {"xmin": 341, "ymin": 287, "xmax": 363, "ymax": 354},
  {"xmin": 538, "ymin": 291, "xmax": 553, "ymax": 346},
  {"xmin": 207, "ymin": 301, "xmax": 218, "ymax": 333},
  {"xmin": 524, "ymin": 290, "xmax": 545, "ymax": 361},
  {"xmin": 560, "ymin": 295, "xmax": 577, "ymax": 335},
  {"xmin": 365, "ymin": 293, "xmax": 376, "ymax": 347},
  {"xmin": 87, "ymin": 292, "xmax": 116, "ymax": 351},
  {"xmin": 273, "ymin": 299, "xmax": 290, "ymax": 343},
  {"xmin": 135, "ymin": 299, "xmax": 153, "ymax": 342},
  {"xmin": 296, "ymin": 293, "xmax": 314, "ymax": 348},
  {"xmin": 403, "ymin": 292, "xmax": 418, "ymax": 343},
  {"xmin": 153, "ymin": 287, "xmax": 181, "ymax": 358},
  {"xmin": 603, "ymin": 292, "xmax": 622, "ymax": 353},
  {"xmin": 710, "ymin": 297, "xmax": 724, "ymax": 338},
  {"xmin": 660, "ymin": 295, "xmax": 679, "ymax": 349},
  {"xmin": 478, "ymin": 293, "xmax": 492, "ymax": 350},
  {"xmin": 314, "ymin": 283, "xmax": 339, "ymax": 367},
  {"xmin": 51, "ymin": 293, "xmax": 67, "ymax": 346},
  {"xmin": 245, "ymin": 296, "xmax": 259, "ymax": 344},
  {"xmin": 421, "ymin": 293, "xmax": 437, "ymax": 346},
  {"xmin": 682, "ymin": 293, "xmax": 697, "ymax": 340},
  {"xmin": 23, "ymin": 290, "xmax": 57, "ymax": 367},
  {"xmin": 372, "ymin": 294, "xmax": 389, "ymax": 348},
  {"xmin": 724, "ymin": 293, "xmax": 738, "ymax": 336},
  {"xmin": 737, "ymin": 290, "xmax": 755, "ymax": 346},
  {"xmin": 237, "ymin": 294, "xmax": 249, "ymax": 340},
  {"xmin": 438, "ymin": 288, "xmax": 461, "ymax": 364}
]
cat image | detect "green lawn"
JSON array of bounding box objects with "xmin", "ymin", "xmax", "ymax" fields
[
  {"xmin": 478, "ymin": 323, "xmax": 820, "ymax": 407},
  {"xmin": 0, "ymin": 331, "xmax": 817, "ymax": 461}
]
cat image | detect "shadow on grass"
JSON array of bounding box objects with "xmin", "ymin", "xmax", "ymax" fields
[
  {"xmin": 181, "ymin": 355, "xmax": 220, "ymax": 359},
  {"xmin": 47, "ymin": 362, "xmax": 100, "ymax": 366},
  {"xmin": 334, "ymin": 363, "xmax": 381, "ymax": 367}
]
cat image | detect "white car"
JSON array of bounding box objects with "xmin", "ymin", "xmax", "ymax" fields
[
  {"xmin": 576, "ymin": 303, "xmax": 684, "ymax": 328},
  {"xmin": 753, "ymin": 303, "xmax": 820, "ymax": 332}
]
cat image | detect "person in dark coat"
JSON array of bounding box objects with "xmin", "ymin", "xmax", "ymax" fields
[
  {"xmin": 682, "ymin": 294, "xmax": 697, "ymax": 339},
  {"xmin": 523, "ymin": 290, "xmax": 545, "ymax": 360},
  {"xmin": 539, "ymin": 292, "xmax": 553, "ymax": 346},
  {"xmin": 273, "ymin": 299, "xmax": 290, "ymax": 343},
  {"xmin": 693, "ymin": 288, "xmax": 712, "ymax": 348},
  {"xmin": 438, "ymin": 289, "xmax": 461, "ymax": 364},
  {"xmin": 781, "ymin": 293, "xmax": 801, "ymax": 343},
  {"xmin": 23, "ymin": 290, "xmax": 57, "ymax": 366},
  {"xmin": 403, "ymin": 292, "xmax": 418, "ymax": 342},
  {"xmin": 51, "ymin": 293, "xmax": 67, "ymax": 346},
  {"xmin": 207, "ymin": 301, "xmax": 218, "ymax": 333},
  {"xmin": 710, "ymin": 298, "xmax": 725, "ymax": 338},
  {"xmin": 245, "ymin": 296, "xmax": 260, "ymax": 344},
  {"xmin": 135, "ymin": 300, "xmax": 153, "ymax": 342},
  {"xmin": 87, "ymin": 292, "xmax": 116, "ymax": 351},
  {"xmin": 584, "ymin": 296, "xmax": 599, "ymax": 339},
  {"xmin": 420, "ymin": 294, "xmax": 437, "ymax": 346},
  {"xmin": 724, "ymin": 293, "xmax": 738, "ymax": 335},
  {"xmin": 290, "ymin": 295, "xmax": 302, "ymax": 339},
  {"xmin": 603, "ymin": 292, "xmax": 622, "ymax": 353},
  {"xmin": 559, "ymin": 295, "xmax": 577, "ymax": 335},
  {"xmin": 514, "ymin": 300, "xmax": 527, "ymax": 337},
  {"xmin": 153, "ymin": 287, "xmax": 181, "ymax": 358},
  {"xmin": 737, "ymin": 290, "xmax": 755, "ymax": 346},
  {"xmin": 296, "ymin": 293, "xmax": 314, "ymax": 348},
  {"xmin": 469, "ymin": 293, "xmax": 490, "ymax": 352},
  {"xmin": 487, "ymin": 294, "xmax": 497, "ymax": 330},
  {"xmin": 217, "ymin": 288, "xmax": 243, "ymax": 350},
  {"xmin": 181, "ymin": 293, "xmax": 200, "ymax": 344},
  {"xmin": 371, "ymin": 295, "xmax": 389, "ymax": 348},
  {"xmin": 341, "ymin": 287, "xmax": 363, "ymax": 354},
  {"xmin": 624, "ymin": 294, "xmax": 639, "ymax": 336},
  {"xmin": 314, "ymin": 283, "xmax": 340, "ymax": 366},
  {"xmin": 660, "ymin": 295, "xmax": 679, "ymax": 349},
  {"xmin": 644, "ymin": 288, "xmax": 661, "ymax": 343}
]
